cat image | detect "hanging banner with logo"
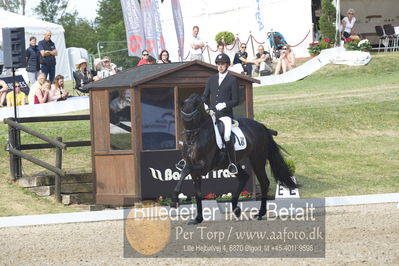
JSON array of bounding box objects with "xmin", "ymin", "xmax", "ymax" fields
[
  {"xmin": 171, "ymin": 0, "xmax": 184, "ymax": 61},
  {"xmin": 120, "ymin": 0, "xmax": 145, "ymax": 57},
  {"xmin": 141, "ymin": 0, "xmax": 165, "ymax": 59}
]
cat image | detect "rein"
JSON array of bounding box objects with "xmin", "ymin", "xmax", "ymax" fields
[{"xmin": 181, "ymin": 103, "xmax": 212, "ymax": 145}]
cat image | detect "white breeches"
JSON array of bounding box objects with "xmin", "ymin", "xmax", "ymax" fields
[{"xmin": 219, "ymin": 116, "xmax": 232, "ymax": 142}]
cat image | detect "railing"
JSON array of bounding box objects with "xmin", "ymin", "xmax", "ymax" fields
[{"xmin": 3, "ymin": 115, "xmax": 91, "ymax": 203}]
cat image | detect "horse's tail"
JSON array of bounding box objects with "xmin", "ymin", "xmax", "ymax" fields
[{"xmin": 264, "ymin": 126, "xmax": 299, "ymax": 189}]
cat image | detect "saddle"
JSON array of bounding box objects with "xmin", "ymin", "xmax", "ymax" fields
[{"xmin": 214, "ymin": 119, "xmax": 247, "ymax": 151}]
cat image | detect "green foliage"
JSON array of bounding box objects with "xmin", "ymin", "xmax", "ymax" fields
[
  {"xmin": 319, "ymin": 0, "xmax": 336, "ymax": 43},
  {"xmin": 33, "ymin": 0, "xmax": 68, "ymax": 23},
  {"xmin": 0, "ymin": 0, "xmax": 20, "ymax": 12},
  {"xmin": 58, "ymin": 11, "xmax": 97, "ymax": 54},
  {"xmin": 345, "ymin": 38, "xmax": 372, "ymax": 51},
  {"xmin": 307, "ymin": 38, "xmax": 331, "ymax": 56},
  {"xmin": 215, "ymin": 31, "xmax": 235, "ymax": 45}
]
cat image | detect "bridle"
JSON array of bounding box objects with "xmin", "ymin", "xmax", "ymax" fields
[{"xmin": 181, "ymin": 100, "xmax": 212, "ymax": 144}]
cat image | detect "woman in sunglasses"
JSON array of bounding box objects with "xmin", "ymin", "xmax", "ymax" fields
[
  {"xmin": 6, "ymin": 82, "xmax": 26, "ymax": 107},
  {"xmin": 274, "ymin": 45, "xmax": 295, "ymax": 75},
  {"xmin": 341, "ymin": 8, "xmax": 356, "ymax": 39},
  {"xmin": 137, "ymin": 50, "xmax": 154, "ymax": 66}
]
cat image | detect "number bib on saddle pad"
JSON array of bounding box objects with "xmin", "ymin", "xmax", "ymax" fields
[{"xmin": 212, "ymin": 117, "xmax": 247, "ymax": 151}]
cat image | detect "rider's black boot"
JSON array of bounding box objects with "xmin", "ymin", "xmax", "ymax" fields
[{"xmin": 225, "ymin": 140, "xmax": 238, "ymax": 174}]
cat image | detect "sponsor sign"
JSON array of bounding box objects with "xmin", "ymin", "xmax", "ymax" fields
[
  {"xmin": 140, "ymin": 150, "xmax": 254, "ymax": 200},
  {"xmin": 0, "ymin": 75, "xmax": 29, "ymax": 95}
]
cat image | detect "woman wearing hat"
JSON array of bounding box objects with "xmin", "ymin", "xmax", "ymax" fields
[{"xmin": 73, "ymin": 58, "xmax": 94, "ymax": 93}]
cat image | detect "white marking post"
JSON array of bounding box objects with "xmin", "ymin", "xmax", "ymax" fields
[{"xmin": 275, "ymin": 176, "xmax": 300, "ymax": 198}]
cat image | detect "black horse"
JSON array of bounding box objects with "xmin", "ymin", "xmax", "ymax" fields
[{"xmin": 171, "ymin": 93, "xmax": 298, "ymax": 224}]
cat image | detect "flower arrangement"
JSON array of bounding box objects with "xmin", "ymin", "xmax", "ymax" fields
[
  {"xmin": 239, "ymin": 190, "xmax": 252, "ymax": 200},
  {"xmin": 345, "ymin": 37, "xmax": 371, "ymax": 51},
  {"xmin": 307, "ymin": 38, "xmax": 332, "ymax": 56},
  {"xmin": 217, "ymin": 192, "xmax": 232, "ymax": 201},
  {"xmin": 204, "ymin": 192, "xmax": 217, "ymax": 200},
  {"xmin": 157, "ymin": 196, "xmax": 172, "ymax": 206}
]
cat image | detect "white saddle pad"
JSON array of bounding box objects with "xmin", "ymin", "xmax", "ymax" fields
[{"xmin": 212, "ymin": 116, "xmax": 247, "ymax": 151}]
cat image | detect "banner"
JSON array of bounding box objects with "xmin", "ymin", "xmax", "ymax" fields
[
  {"xmin": 141, "ymin": 0, "xmax": 165, "ymax": 59},
  {"xmin": 120, "ymin": 0, "xmax": 145, "ymax": 57},
  {"xmin": 171, "ymin": 0, "xmax": 184, "ymax": 61}
]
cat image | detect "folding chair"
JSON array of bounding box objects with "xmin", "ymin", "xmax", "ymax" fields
[
  {"xmin": 375, "ymin": 26, "xmax": 388, "ymax": 52},
  {"xmin": 383, "ymin": 24, "xmax": 398, "ymax": 52}
]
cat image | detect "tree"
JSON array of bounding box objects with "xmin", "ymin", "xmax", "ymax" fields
[
  {"xmin": 58, "ymin": 11, "xmax": 97, "ymax": 54},
  {"xmin": 0, "ymin": 0, "xmax": 20, "ymax": 13},
  {"xmin": 33, "ymin": 0, "xmax": 68, "ymax": 23},
  {"xmin": 319, "ymin": 0, "xmax": 337, "ymax": 43}
]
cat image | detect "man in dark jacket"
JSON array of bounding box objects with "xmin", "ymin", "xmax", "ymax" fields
[
  {"xmin": 25, "ymin": 36, "xmax": 41, "ymax": 84},
  {"xmin": 202, "ymin": 53, "xmax": 239, "ymax": 174},
  {"xmin": 38, "ymin": 31, "xmax": 57, "ymax": 82}
]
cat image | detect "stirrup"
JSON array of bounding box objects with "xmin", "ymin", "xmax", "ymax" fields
[
  {"xmin": 176, "ymin": 159, "xmax": 186, "ymax": 171},
  {"xmin": 228, "ymin": 163, "xmax": 238, "ymax": 175}
]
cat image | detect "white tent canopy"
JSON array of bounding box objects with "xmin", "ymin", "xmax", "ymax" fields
[
  {"xmin": 159, "ymin": 0, "xmax": 313, "ymax": 63},
  {"xmin": 0, "ymin": 10, "xmax": 70, "ymax": 80}
]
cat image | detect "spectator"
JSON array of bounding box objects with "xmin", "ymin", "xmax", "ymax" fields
[
  {"xmin": 274, "ymin": 45, "xmax": 295, "ymax": 75},
  {"xmin": 38, "ymin": 30, "xmax": 57, "ymax": 82},
  {"xmin": 28, "ymin": 72, "xmax": 46, "ymax": 105},
  {"xmin": 253, "ymin": 45, "xmax": 273, "ymax": 76},
  {"xmin": 190, "ymin": 26, "xmax": 205, "ymax": 61},
  {"xmin": 49, "ymin": 74, "xmax": 68, "ymax": 102},
  {"xmin": 91, "ymin": 58, "xmax": 102, "ymax": 80},
  {"xmin": 34, "ymin": 79, "xmax": 51, "ymax": 104},
  {"xmin": 25, "ymin": 36, "xmax": 40, "ymax": 84},
  {"xmin": 137, "ymin": 50, "xmax": 154, "ymax": 66},
  {"xmin": 158, "ymin": 50, "xmax": 171, "ymax": 64},
  {"xmin": 98, "ymin": 56, "xmax": 117, "ymax": 78},
  {"xmin": 0, "ymin": 79, "xmax": 9, "ymax": 107},
  {"xmin": 233, "ymin": 43, "xmax": 253, "ymax": 77},
  {"xmin": 6, "ymin": 82, "xmax": 26, "ymax": 107},
  {"xmin": 217, "ymin": 43, "xmax": 225, "ymax": 54},
  {"xmin": 73, "ymin": 58, "xmax": 94, "ymax": 93},
  {"xmin": 341, "ymin": 8, "xmax": 356, "ymax": 39}
]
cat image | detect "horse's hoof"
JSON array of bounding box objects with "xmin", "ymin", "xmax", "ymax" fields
[
  {"xmin": 170, "ymin": 201, "xmax": 179, "ymax": 208},
  {"xmin": 188, "ymin": 217, "xmax": 203, "ymax": 225},
  {"xmin": 233, "ymin": 207, "xmax": 241, "ymax": 218},
  {"xmin": 254, "ymin": 210, "xmax": 266, "ymax": 220}
]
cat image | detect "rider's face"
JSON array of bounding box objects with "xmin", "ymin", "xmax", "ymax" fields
[{"xmin": 217, "ymin": 63, "xmax": 228, "ymax": 73}]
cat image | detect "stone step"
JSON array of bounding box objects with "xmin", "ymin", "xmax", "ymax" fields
[
  {"xmin": 18, "ymin": 173, "xmax": 93, "ymax": 188},
  {"xmin": 62, "ymin": 193, "xmax": 94, "ymax": 205},
  {"xmin": 27, "ymin": 182, "xmax": 93, "ymax": 196}
]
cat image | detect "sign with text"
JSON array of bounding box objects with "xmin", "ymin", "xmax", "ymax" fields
[
  {"xmin": 275, "ymin": 176, "xmax": 300, "ymax": 199},
  {"xmin": 140, "ymin": 150, "xmax": 253, "ymax": 200}
]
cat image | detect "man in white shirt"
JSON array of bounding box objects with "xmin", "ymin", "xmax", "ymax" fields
[{"xmin": 190, "ymin": 26, "xmax": 205, "ymax": 61}]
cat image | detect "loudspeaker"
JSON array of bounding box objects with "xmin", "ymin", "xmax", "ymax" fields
[{"xmin": 2, "ymin": 27, "xmax": 27, "ymax": 68}]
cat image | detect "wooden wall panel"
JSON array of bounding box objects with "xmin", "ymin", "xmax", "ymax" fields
[
  {"xmin": 91, "ymin": 90, "xmax": 109, "ymax": 153},
  {"xmin": 95, "ymin": 154, "xmax": 137, "ymax": 204}
]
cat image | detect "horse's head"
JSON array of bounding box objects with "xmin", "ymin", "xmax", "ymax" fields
[{"xmin": 181, "ymin": 93, "xmax": 207, "ymax": 130}]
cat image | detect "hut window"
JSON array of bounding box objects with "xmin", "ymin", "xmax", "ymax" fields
[
  {"xmin": 109, "ymin": 88, "xmax": 132, "ymax": 150},
  {"xmin": 233, "ymin": 85, "xmax": 247, "ymax": 118},
  {"xmin": 141, "ymin": 87, "xmax": 176, "ymax": 150}
]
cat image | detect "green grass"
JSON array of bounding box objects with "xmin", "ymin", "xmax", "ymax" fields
[
  {"xmin": 0, "ymin": 53, "xmax": 398, "ymax": 216},
  {"xmin": 254, "ymin": 53, "xmax": 399, "ymax": 197}
]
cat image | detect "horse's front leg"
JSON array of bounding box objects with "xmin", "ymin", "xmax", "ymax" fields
[
  {"xmin": 231, "ymin": 165, "xmax": 249, "ymax": 218},
  {"xmin": 171, "ymin": 165, "xmax": 191, "ymax": 208},
  {"xmin": 188, "ymin": 176, "xmax": 203, "ymax": 225}
]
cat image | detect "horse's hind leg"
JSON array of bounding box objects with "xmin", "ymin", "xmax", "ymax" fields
[
  {"xmin": 231, "ymin": 165, "xmax": 250, "ymax": 218},
  {"xmin": 250, "ymin": 155, "xmax": 270, "ymax": 220}
]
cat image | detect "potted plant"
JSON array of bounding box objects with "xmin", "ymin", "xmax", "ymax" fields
[{"xmin": 215, "ymin": 31, "xmax": 235, "ymax": 45}]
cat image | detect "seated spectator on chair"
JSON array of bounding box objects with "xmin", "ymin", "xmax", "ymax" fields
[
  {"xmin": 98, "ymin": 56, "xmax": 117, "ymax": 79},
  {"xmin": 34, "ymin": 80, "xmax": 51, "ymax": 104},
  {"xmin": 49, "ymin": 74, "xmax": 69, "ymax": 102},
  {"xmin": 274, "ymin": 45, "xmax": 295, "ymax": 75},
  {"xmin": 157, "ymin": 50, "xmax": 171, "ymax": 64},
  {"xmin": 137, "ymin": 50, "xmax": 155, "ymax": 66},
  {"xmin": 73, "ymin": 58, "xmax": 94, "ymax": 93},
  {"xmin": 217, "ymin": 43, "xmax": 225, "ymax": 54},
  {"xmin": 253, "ymin": 45, "xmax": 273, "ymax": 76},
  {"xmin": 0, "ymin": 79, "xmax": 9, "ymax": 107},
  {"xmin": 91, "ymin": 58, "xmax": 102, "ymax": 80},
  {"xmin": 28, "ymin": 72, "xmax": 46, "ymax": 105},
  {"xmin": 233, "ymin": 44, "xmax": 254, "ymax": 77},
  {"xmin": 341, "ymin": 8, "xmax": 356, "ymax": 39},
  {"xmin": 6, "ymin": 82, "xmax": 26, "ymax": 107}
]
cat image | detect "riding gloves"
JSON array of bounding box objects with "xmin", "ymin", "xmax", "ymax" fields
[{"xmin": 216, "ymin": 102, "xmax": 227, "ymax": 111}]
